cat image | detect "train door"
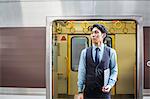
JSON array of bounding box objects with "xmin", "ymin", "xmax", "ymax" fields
[
  {"xmin": 57, "ymin": 34, "xmax": 68, "ymax": 94},
  {"xmin": 67, "ymin": 34, "xmax": 116, "ymax": 95},
  {"xmin": 52, "ymin": 34, "xmax": 68, "ymax": 98},
  {"xmin": 68, "ymin": 35, "xmax": 91, "ymax": 95},
  {"xmin": 104, "ymin": 35, "xmax": 116, "ymax": 95}
]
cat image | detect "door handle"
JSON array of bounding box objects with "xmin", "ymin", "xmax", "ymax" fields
[
  {"xmin": 57, "ymin": 72, "xmax": 64, "ymax": 80},
  {"xmin": 146, "ymin": 60, "xmax": 150, "ymax": 67},
  {"xmin": 57, "ymin": 72, "xmax": 67, "ymax": 80},
  {"xmin": 57, "ymin": 72, "xmax": 63, "ymax": 75}
]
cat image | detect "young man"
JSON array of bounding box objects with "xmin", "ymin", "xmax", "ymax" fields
[{"xmin": 77, "ymin": 24, "xmax": 118, "ymax": 99}]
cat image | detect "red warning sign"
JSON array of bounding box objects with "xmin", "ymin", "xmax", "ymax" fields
[
  {"xmin": 61, "ymin": 36, "xmax": 66, "ymax": 41},
  {"xmin": 57, "ymin": 35, "xmax": 67, "ymax": 43}
]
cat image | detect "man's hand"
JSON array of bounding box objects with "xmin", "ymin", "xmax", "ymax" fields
[
  {"xmin": 102, "ymin": 85, "xmax": 111, "ymax": 93},
  {"xmin": 78, "ymin": 93, "xmax": 83, "ymax": 99}
]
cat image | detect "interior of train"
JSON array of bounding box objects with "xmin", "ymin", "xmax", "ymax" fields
[{"xmin": 52, "ymin": 19, "xmax": 137, "ymax": 99}]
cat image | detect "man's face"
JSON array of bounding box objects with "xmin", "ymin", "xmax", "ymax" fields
[{"xmin": 91, "ymin": 27, "xmax": 104, "ymax": 44}]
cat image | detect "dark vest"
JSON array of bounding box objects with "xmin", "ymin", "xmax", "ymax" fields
[{"xmin": 85, "ymin": 46, "xmax": 111, "ymax": 88}]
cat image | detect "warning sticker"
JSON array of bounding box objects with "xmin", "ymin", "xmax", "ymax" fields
[
  {"xmin": 61, "ymin": 36, "xmax": 66, "ymax": 41},
  {"xmin": 57, "ymin": 35, "xmax": 67, "ymax": 42}
]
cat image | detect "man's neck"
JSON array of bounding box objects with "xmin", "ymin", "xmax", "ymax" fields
[{"xmin": 93, "ymin": 42, "xmax": 103, "ymax": 47}]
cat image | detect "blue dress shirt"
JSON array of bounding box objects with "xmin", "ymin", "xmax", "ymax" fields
[{"xmin": 78, "ymin": 43, "xmax": 118, "ymax": 92}]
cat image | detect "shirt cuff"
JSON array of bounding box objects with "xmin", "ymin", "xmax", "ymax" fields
[
  {"xmin": 78, "ymin": 86, "xmax": 84, "ymax": 93},
  {"xmin": 78, "ymin": 87, "xmax": 82, "ymax": 93},
  {"xmin": 108, "ymin": 79, "xmax": 116, "ymax": 88}
]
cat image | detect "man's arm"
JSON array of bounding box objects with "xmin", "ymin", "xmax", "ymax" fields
[
  {"xmin": 108, "ymin": 49, "xmax": 118, "ymax": 88},
  {"xmin": 77, "ymin": 49, "xmax": 86, "ymax": 93}
]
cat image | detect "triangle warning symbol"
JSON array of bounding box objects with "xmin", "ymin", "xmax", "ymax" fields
[{"xmin": 61, "ymin": 36, "xmax": 66, "ymax": 41}]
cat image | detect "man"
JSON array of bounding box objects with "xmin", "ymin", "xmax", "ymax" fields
[{"xmin": 77, "ymin": 24, "xmax": 118, "ymax": 99}]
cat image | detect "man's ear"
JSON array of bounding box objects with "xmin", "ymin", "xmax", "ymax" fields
[
  {"xmin": 102, "ymin": 33, "xmax": 106, "ymax": 39},
  {"xmin": 90, "ymin": 34, "xmax": 93, "ymax": 38}
]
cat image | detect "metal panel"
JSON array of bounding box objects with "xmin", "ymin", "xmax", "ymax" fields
[
  {"xmin": 143, "ymin": 27, "xmax": 150, "ymax": 95},
  {"xmin": 0, "ymin": 88, "xmax": 46, "ymax": 95},
  {"xmin": 1, "ymin": 1, "xmax": 150, "ymax": 26},
  {"xmin": 115, "ymin": 34, "xmax": 136, "ymax": 94},
  {"xmin": 136, "ymin": 17, "xmax": 144, "ymax": 99},
  {"xmin": 94, "ymin": 1, "xmax": 150, "ymax": 26},
  {"xmin": 0, "ymin": 1, "xmax": 93, "ymax": 27}
]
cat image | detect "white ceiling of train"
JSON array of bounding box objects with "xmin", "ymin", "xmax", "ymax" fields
[{"xmin": 0, "ymin": 0, "xmax": 149, "ymax": 27}]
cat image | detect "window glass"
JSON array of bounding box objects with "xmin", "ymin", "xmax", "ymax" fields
[{"xmin": 71, "ymin": 37, "xmax": 88, "ymax": 71}]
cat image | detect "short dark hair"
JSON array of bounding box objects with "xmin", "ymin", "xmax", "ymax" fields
[{"xmin": 90, "ymin": 24, "xmax": 108, "ymax": 34}]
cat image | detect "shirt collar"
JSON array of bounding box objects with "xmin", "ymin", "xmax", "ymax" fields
[{"xmin": 92, "ymin": 43, "xmax": 104, "ymax": 51}]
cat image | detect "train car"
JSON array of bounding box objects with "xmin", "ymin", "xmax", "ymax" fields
[{"xmin": 0, "ymin": 0, "xmax": 150, "ymax": 99}]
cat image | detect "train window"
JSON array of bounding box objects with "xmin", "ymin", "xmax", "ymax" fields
[
  {"xmin": 71, "ymin": 36, "xmax": 88, "ymax": 71},
  {"xmin": 0, "ymin": 27, "xmax": 46, "ymax": 88},
  {"xmin": 104, "ymin": 36, "xmax": 112, "ymax": 48}
]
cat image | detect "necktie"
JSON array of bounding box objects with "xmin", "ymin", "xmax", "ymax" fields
[{"xmin": 95, "ymin": 48, "xmax": 100, "ymax": 65}]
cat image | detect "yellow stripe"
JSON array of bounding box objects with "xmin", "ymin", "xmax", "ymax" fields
[
  {"xmin": 109, "ymin": 34, "xmax": 116, "ymax": 95},
  {"xmin": 67, "ymin": 35, "xmax": 71, "ymax": 94}
]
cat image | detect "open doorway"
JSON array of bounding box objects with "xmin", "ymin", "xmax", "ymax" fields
[{"xmin": 46, "ymin": 16, "xmax": 143, "ymax": 99}]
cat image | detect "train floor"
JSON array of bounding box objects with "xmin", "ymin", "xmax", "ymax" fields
[
  {"xmin": 57, "ymin": 94, "xmax": 134, "ymax": 99},
  {"xmin": 0, "ymin": 94, "xmax": 149, "ymax": 99}
]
